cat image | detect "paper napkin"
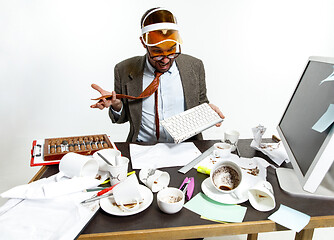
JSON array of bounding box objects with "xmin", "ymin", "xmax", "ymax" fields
[{"xmin": 250, "ymin": 125, "xmax": 289, "ymax": 166}]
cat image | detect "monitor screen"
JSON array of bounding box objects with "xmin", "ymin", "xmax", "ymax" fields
[{"xmin": 278, "ymin": 58, "xmax": 334, "ymax": 176}]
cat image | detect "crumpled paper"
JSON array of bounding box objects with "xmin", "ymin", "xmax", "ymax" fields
[{"xmin": 250, "ymin": 125, "xmax": 289, "ymax": 166}]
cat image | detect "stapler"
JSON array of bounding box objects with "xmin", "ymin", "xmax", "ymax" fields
[{"xmin": 179, "ymin": 177, "xmax": 194, "ymax": 200}]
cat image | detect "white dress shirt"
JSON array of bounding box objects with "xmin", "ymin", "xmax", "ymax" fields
[{"xmin": 111, "ymin": 57, "xmax": 185, "ymax": 142}]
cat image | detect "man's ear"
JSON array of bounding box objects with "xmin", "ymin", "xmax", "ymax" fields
[{"xmin": 139, "ymin": 37, "xmax": 147, "ymax": 49}]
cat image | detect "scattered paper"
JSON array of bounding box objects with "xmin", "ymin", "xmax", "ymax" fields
[
  {"xmin": 312, "ymin": 104, "xmax": 334, "ymax": 133},
  {"xmin": 268, "ymin": 204, "xmax": 310, "ymax": 232},
  {"xmin": 0, "ymin": 171, "xmax": 103, "ymax": 239},
  {"xmin": 1, "ymin": 175, "xmax": 102, "ymax": 199},
  {"xmin": 129, "ymin": 142, "xmax": 201, "ymax": 169},
  {"xmin": 320, "ymin": 66, "xmax": 334, "ymax": 85},
  {"xmin": 250, "ymin": 125, "xmax": 289, "ymax": 165},
  {"xmin": 184, "ymin": 193, "xmax": 247, "ymax": 223},
  {"xmin": 0, "ymin": 192, "xmax": 99, "ymax": 240}
]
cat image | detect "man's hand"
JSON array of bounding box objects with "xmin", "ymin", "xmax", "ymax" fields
[
  {"xmin": 90, "ymin": 84, "xmax": 122, "ymax": 111},
  {"xmin": 209, "ymin": 103, "xmax": 225, "ymax": 127}
]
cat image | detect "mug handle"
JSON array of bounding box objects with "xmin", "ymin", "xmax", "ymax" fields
[{"xmin": 119, "ymin": 198, "xmax": 140, "ymax": 212}]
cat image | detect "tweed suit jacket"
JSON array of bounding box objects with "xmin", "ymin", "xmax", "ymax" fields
[{"xmin": 108, "ymin": 53, "xmax": 209, "ymax": 142}]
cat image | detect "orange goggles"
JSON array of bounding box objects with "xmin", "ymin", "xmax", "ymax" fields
[{"xmin": 141, "ymin": 28, "xmax": 182, "ymax": 47}]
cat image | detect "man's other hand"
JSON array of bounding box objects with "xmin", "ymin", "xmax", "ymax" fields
[
  {"xmin": 90, "ymin": 84, "xmax": 122, "ymax": 111},
  {"xmin": 209, "ymin": 103, "xmax": 225, "ymax": 127}
]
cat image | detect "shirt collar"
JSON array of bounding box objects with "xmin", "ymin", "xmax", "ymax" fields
[{"xmin": 145, "ymin": 56, "xmax": 176, "ymax": 77}]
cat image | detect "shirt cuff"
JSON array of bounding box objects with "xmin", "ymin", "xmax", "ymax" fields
[{"xmin": 110, "ymin": 104, "xmax": 123, "ymax": 119}]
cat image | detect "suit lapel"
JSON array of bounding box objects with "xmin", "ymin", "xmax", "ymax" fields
[
  {"xmin": 176, "ymin": 55, "xmax": 196, "ymax": 109},
  {"xmin": 126, "ymin": 57, "xmax": 145, "ymax": 97},
  {"xmin": 125, "ymin": 56, "xmax": 146, "ymax": 139}
]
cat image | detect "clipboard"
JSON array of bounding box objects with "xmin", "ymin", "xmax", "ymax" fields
[{"xmin": 31, "ymin": 139, "xmax": 60, "ymax": 167}]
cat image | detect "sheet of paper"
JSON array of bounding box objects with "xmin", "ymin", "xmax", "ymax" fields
[
  {"xmin": 0, "ymin": 192, "xmax": 99, "ymax": 240},
  {"xmin": 268, "ymin": 204, "xmax": 310, "ymax": 232},
  {"xmin": 184, "ymin": 193, "xmax": 247, "ymax": 223},
  {"xmin": 312, "ymin": 104, "xmax": 334, "ymax": 133},
  {"xmin": 1, "ymin": 175, "xmax": 103, "ymax": 200},
  {"xmin": 129, "ymin": 142, "xmax": 201, "ymax": 169},
  {"xmin": 320, "ymin": 66, "xmax": 334, "ymax": 85}
]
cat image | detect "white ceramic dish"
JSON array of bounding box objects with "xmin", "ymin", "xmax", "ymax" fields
[
  {"xmin": 201, "ymin": 177, "xmax": 248, "ymax": 204},
  {"xmin": 100, "ymin": 185, "xmax": 153, "ymax": 216},
  {"xmin": 157, "ymin": 187, "xmax": 184, "ymax": 214}
]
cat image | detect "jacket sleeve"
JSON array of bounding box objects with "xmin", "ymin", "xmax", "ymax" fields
[
  {"xmin": 108, "ymin": 64, "xmax": 129, "ymax": 124},
  {"xmin": 197, "ymin": 59, "xmax": 209, "ymax": 105}
]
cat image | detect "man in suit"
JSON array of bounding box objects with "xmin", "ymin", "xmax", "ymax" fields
[{"xmin": 91, "ymin": 7, "xmax": 224, "ymax": 143}]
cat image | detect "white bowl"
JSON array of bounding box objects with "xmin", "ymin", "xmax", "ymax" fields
[{"xmin": 157, "ymin": 187, "xmax": 184, "ymax": 214}]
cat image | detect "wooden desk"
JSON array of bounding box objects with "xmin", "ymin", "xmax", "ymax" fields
[{"xmin": 31, "ymin": 140, "xmax": 334, "ymax": 240}]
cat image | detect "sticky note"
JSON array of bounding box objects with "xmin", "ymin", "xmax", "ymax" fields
[
  {"xmin": 320, "ymin": 66, "xmax": 334, "ymax": 85},
  {"xmin": 184, "ymin": 193, "xmax": 247, "ymax": 223},
  {"xmin": 268, "ymin": 204, "xmax": 310, "ymax": 232},
  {"xmin": 312, "ymin": 104, "xmax": 334, "ymax": 133}
]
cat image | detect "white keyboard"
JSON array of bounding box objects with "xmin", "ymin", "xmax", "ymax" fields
[{"xmin": 161, "ymin": 103, "xmax": 224, "ymax": 143}]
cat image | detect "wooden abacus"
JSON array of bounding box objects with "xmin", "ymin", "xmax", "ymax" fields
[{"xmin": 43, "ymin": 134, "xmax": 114, "ymax": 161}]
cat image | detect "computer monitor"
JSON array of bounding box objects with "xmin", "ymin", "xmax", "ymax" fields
[{"xmin": 276, "ymin": 56, "xmax": 334, "ymax": 198}]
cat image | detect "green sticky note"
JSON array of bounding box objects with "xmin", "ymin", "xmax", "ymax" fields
[{"xmin": 184, "ymin": 193, "xmax": 247, "ymax": 223}]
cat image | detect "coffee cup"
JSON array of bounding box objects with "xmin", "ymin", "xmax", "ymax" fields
[
  {"xmin": 139, "ymin": 168, "xmax": 170, "ymax": 193},
  {"xmin": 213, "ymin": 142, "xmax": 232, "ymax": 158},
  {"xmin": 58, "ymin": 152, "xmax": 98, "ymax": 180},
  {"xmin": 224, "ymin": 130, "xmax": 240, "ymax": 152},
  {"xmin": 210, "ymin": 160, "xmax": 242, "ymax": 194},
  {"xmin": 248, "ymin": 181, "xmax": 276, "ymax": 212},
  {"xmin": 107, "ymin": 156, "xmax": 129, "ymax": 185},
  {"xmin": 157, "ymin": 187, "xmax": 185, "ymax": 214},
  {"xmin": 93, "ymin": 149, "xmax": 121, "ymax": 171},
  {"xmin": 112, "ymin": 174, "xmax": 143, "ymax": 212}
]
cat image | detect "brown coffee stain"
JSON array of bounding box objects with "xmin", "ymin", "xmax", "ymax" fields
[{"xmin": 241, "ymin": 166, "xmax": 259, "ymax": 176}]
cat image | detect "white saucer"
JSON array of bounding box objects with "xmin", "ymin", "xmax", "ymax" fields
[
  {"xmin": 100, "ymin": 185, "xmax": 153, "ymax": 216},
  {"xmin": 201, "ymin": 178, "xmax": 249, "ymax": 204}
]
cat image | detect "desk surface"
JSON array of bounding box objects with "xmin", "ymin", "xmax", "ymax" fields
[{"xmin": 34, "ymin": 139, "xmax": 334, "ymax": 240}]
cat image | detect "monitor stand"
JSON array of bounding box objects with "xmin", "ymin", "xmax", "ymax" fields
[{"xmin": 276, "ymin": 168, "xmax": 334, "ymax": 199}]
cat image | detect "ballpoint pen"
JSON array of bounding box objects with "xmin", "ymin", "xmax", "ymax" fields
[
  {"xmin": 96, "ymin": 172, "xmax": 135, "ymax": 195},
  {"xmin": 82, "ymin": 172, "xmax": 136, "ymax": 203},
  {"xmin": 86, "ymin": 187, "xmax": 107, "ymax": 192},
  {"xmin": 97, "ymin": 152, "xmax": 113, "ymax": 166},
  {"xmin": 96, "ymin": 183, "xmax": 119, "ymax": 196},
  {"xmin": 81, "ymin": 192, "xmax": 114, "ymax": 204},
  {"xmin": 81, "ymin": 183, "xmax": 119, "ymax": 204}
]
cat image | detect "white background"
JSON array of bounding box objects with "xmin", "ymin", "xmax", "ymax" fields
[{"xmin": 1, "ymin": 0, "xmax": 334, "ymax": 212}]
